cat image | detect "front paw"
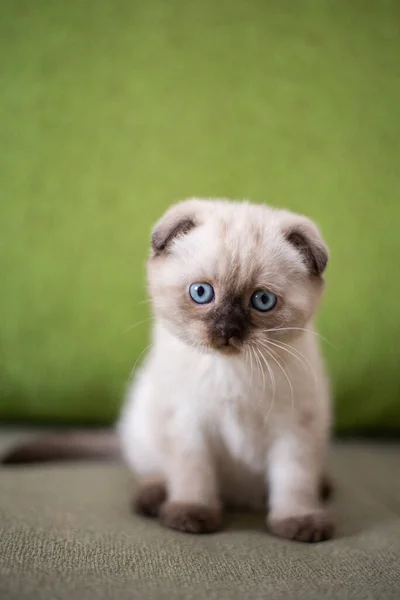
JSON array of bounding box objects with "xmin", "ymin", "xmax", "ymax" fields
[
  {"xmin": 133, "ymin": 480, "xmax": 167, "ymax": 518},
  {"xmin": 268, "ymin": 511, "xmax": 334, "ymax": 543},
  {"xmin": 159, "ymin": 502, "xmax": 222, "ymax": 534}
]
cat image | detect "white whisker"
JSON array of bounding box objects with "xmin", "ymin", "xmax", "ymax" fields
[
  {"xmin": 126, "ymin": 316, "xmax": 153, "ymax": 333},
  {"xmin": 262, "ymin": 338, "xmax": 318, "ymax": 389},
  {"xmin": 136, "ymin": 299, "xmax": 152, "ymax": 306},
  {"xmin": 243, "ymin": 346, "xmax": 249, "ymax": 369},
  {"xmin": 245, "ymin": 345, "xmax": 254, "ymax": 387},
  {"xmin": 249, "ymin": 346, "xmax": 254, "ymax": 386},
  {"xmin": 254, "ymin": 344, "xmax": 276, "ymax": 426},
  {"xmin": 261, "ymin": 327, "xmax": 335, "ymax": 348},
  {"xmin": 253, "ymin": 347, "xmax": 265, "ymax": 392},
  {"xmin": 129, "ymin": 343, "xmax": 153, "ymax": 380},
  {"xmin": 259, "ymin": 343, "xmax": 295, "ymax": 416}
]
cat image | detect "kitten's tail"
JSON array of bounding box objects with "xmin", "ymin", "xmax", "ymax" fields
[{"xmin": 1, "ymin": 430, "xmax": 120, "ymax": 465}]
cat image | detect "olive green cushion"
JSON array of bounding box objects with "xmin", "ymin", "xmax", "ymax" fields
[
  {"xmin": 1, "ymin": 432, "xmax": 400, "ymax": 599},
  {"xmin": 1, "ymin": 0, "xmax": 400, "ymax": 430}
]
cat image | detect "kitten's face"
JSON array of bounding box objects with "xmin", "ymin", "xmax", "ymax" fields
[{"xmin": 147, "ymin": 200, "xmax": 328, "ymax": 356}]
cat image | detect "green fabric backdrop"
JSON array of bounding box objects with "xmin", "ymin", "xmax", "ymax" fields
[{"xmin": 1, "ymin": 0, "xmax": 399, "ymax": 431}]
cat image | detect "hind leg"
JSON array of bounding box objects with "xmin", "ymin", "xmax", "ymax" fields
[{"xmin": 320, "ymin": 472, "xmax": 334, "ymax": 502}]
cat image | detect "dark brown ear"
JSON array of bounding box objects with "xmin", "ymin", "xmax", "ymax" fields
[
  {"xmin": 282, "ymin": 214, "xmax": 329, "ymax": 276},
  {"xmin": 151, "ymin": 200, "xmax": 204, "ymax": 256}
]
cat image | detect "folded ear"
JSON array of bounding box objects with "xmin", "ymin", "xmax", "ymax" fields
[
  {"xmin": 280, "ymin": 212, "xmax": 329, "ymax": 276},
  {"xmin": 151, "ymin": 199, "xmax": 206, "ymax": 256}
]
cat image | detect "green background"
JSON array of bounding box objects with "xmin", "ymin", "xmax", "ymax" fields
[{"xmin": 1, "ymin": 0, "xmax": 399, "ymax": 431}]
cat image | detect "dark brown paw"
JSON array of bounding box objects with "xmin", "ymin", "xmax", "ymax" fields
[
  {"xmin": 159, "ymin": 502, "xmax": 222, "ymax": 534},
  {"xmin": 268, "ymin": 512, "xmax": 334, "ymax": 543},
  {"xmin": 133, "ymin": 481, "xmax": 167, "ymax": 518}
]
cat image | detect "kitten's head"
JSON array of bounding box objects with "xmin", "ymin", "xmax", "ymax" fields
[{"xmin": 147, "ymin": 199, "xmax": 328, "ymax": 355}]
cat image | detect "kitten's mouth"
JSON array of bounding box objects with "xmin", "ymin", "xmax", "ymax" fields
[
  {"xmin": 217, "ymin": 346, "xmax": 241, "ymax": 356},
  {"xmin": 208, "ymin": 328, "xmax": 246, "ymax": 355},
  {"xmin": 210, "ymin": 337, "xmax": 242, "ymax": 355}
]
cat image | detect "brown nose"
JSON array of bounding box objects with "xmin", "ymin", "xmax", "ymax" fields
[
  {"xmin": 211, "ymin": 301, "xmax": 248, "ymax": 348},
  {"xmin": 216, "ymin": 323, "xmax": 242, "ymax": 344},
  {"xmin": 215, "ymin": 321, "xmax": 244, "ymax": 346}
]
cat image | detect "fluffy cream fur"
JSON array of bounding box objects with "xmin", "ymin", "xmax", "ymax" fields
[{"xmin": 118, "ymin": 199, "xmax": 333, "ymax": 542}]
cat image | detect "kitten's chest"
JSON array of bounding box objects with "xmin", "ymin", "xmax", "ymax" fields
[
  {"xmin": 216, "ymin": 397, "xmax": 271, "ymax": 473},
  {"xmin": 201, "ymin": 361, "xmax": 273, "ymax": 472},
  {"xmin": 199, "ymin": 353, "xmax": 272, "ymax": 402}
]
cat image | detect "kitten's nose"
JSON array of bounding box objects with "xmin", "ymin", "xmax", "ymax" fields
[
  {"xmin": 217, "ymin": 323, "xmax": 242, "ymax": 344},
  {"xmin": 212, "ymin": 305, "xmax": 247, "ymax": 349}
]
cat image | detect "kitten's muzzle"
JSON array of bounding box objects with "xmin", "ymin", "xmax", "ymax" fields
[
  {"xmin": 215, "ymin": 323, "xmax": 242, "ymax": 346},
  {"xmin": 211, "ymin": 307, "xmax": 248, "ymax": 350}
]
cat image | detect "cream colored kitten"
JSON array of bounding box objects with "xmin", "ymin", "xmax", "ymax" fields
[{"xmin": 118, "ymin": 198, "xmax": 333, "ymax": 542}]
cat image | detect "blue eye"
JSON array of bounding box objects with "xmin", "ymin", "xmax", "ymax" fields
[
  {"xmin": 189, "ymin": 283, "xmax": 215, "ymax": 304},
  {"xmin": 250, "ymin": 290, "xmax": 277, "ymax": 312}
]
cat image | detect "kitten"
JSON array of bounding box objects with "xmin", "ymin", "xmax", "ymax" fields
[
  {"xmin": 118, "ymin": 198, "xmax": 333, "ymax": 542},
  {"xmin": 2, "ymin": 198, "xmax": 333, "ymax": 543}
]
